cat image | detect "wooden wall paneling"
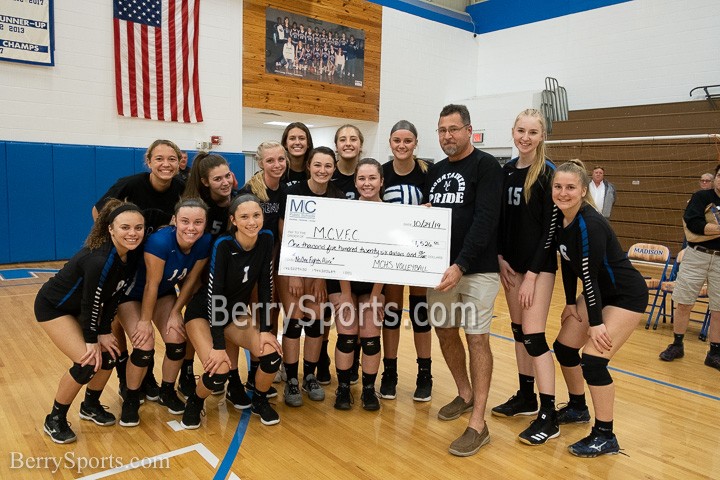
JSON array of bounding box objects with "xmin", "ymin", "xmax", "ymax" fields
[{"xmin": 243, "ymin": 0, "xmax": 381, "ymax": 122}]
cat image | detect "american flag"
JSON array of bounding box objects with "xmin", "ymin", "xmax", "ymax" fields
[{"xmin": 113, "ymin": 0, "xmax": 203, "ymax": 123}]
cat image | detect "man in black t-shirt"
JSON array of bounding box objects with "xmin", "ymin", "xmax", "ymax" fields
[{"xmin": 425, "ymin": 104, "xmax": 502, "ymax": 457}]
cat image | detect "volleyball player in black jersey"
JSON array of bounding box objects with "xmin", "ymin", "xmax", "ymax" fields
[
  {"xmin": 278, "ymin": 147, "xmax": 345, "ymax": 406},
  {"xmin": 116, "ymin": 199, "xmax": 212, "ymax": 427},
  {"xmin": 492, "ymin": 110, "xmax": 560, "ymax": 445},
  {"xmin": 282, "ymin": 122, "xmax": 314, "ymax": 187},
  {"xmin": 379, "ymin": 120, "xmax": 433, "ymax": 402},
  {"xmin": 94, "ymin": 139, "xmax": 184, "ymax": 402},
  {"xmin": 181, "ymin": 195, "xmax": 283, "ymax": 428},
  {"xmin": 552, "ymin": 159, "xmax": 648, "ymax": 457},
  {"xmin": 241, "ymin": 142, "xmax": 288, "ymax": 398},
  {"xmin": 329, "ymin": 158, "xmax": 386, "ymax": 411},
  {"xmin": 36, "ymin": 200, "xmax": 144, "ymax": 443}
]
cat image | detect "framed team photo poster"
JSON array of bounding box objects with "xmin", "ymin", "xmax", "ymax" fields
[{"xmin": 265, "ymin": 7, "xmax": 365, "ymax": 88}]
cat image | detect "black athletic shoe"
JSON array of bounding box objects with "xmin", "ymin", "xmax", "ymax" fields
[
  {"xmin": 44, "ymin": 415, "xmax": 76, "ymax": 444},
  {"xmin": 118, "ymin": 383, "xmax": 144, "ymax": 405},
  {"xmin": 226, "ymin": 383, "xmax": 252, "ymax": 410},
  {"xmin": 334, "ymin": 383, "xmax": 353, "ymax": 410},
  {"xmin": 556, "ymin": 403, "xmax": 591, "ymax": 424},
  {"xmin": 518, "ymin": 410, "xmax": 560, "ymax": 445},
  {"xmin": 141, "ymin": 373, "xmax": 160, "ymax": 402},
  {"xmin": 659, "ymin": 343, "xmax": 684, "ymax": 362},
  {"xmin": 158, "ymin": 388, "xmax": 185, "ymax": 415},
  {"xmin": 119, "ymin": 398, "xmax": 141, "ymax": 427},
  {"xmin": 181, "ymin": 394, "xmax": 205, "ymax": 430},
  {"xmin": 79, "ymin": 402, "xmax": 116, "ymax": 426},
  {"xmin": 251, "ymin": 395, "xmax": 280, "ymax": 426},
  {"xmin": 245, "ymin": 381, "xmax": 278, "ymax": 399},
  {"xmin": 379, "ymin": 369, "xmax": 398, "ymax": 400},
  {"xmin": 361, "ymin": 385, "xmax": 380, "ymax": 411},
  {"xmin": 178, "ymin": 372, "xmax": 197, "ymax": 399},
  {"xmin": 705, "ymin": 352, "xmax": 720, "ymax": 371},
  {"xmin": 491, "ymin": 391, "xmax": 538, "ymax": 417},
  {"xmin": 413, "ymin": 371, "xmax": 433, "ymax": 402},
  {"xmin": 568, "ymin": 431, "xmax": 620, "ymax": 457}
]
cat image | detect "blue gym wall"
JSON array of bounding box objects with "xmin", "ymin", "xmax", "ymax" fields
[{"xmin": 0, "ymin": 141, "xmax": 245, "ymax": 263}]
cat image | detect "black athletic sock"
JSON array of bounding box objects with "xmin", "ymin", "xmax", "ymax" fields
[
  {"xmin": 249, "ymin": 360, "xmax": 260, "ymax": 383},
  {"xmin": 710, "ymin": 342, "xmax": 720, "ymax": 355},
  {"xmin": 417, "ymin": 357, "xmax": 431, "ymax": 374},
  {"xmin": 519, "ymin": 373, "xmax": 535, "ymax": 399},
  {"xmin": 182, "ymin": 359, "xmax": 194, "ymax": 377},
  {"xmin": 569, "ymin": 392, "xmax": 587, "ymax": 409},
  {"xmin": 594, "ymin": 419, "xmax": 614, "ymax": 438},
  {"xmin": 303, "ymin": 359, "xmax": 318, "ymax": 379},
  {"xmin": 228, "ymin": 368, "xmax": 242, "ymax": 388},
  {"xmin": 319, "ymin": 340, "xmax": 330, "ymax": 363},
  {"xmin": 285, "ymin": 361, "xmax": 299, "ymax": 381},
  {"xmin": 539, "ymin": 393, "xmax": 555, "ymax": 411},
  {"xmin": 160, "ymin": 380, "xmax": 175, "ymax": 393},
  {"xmin": 362, "ymin": 372, "xmax": 377, "ymax": 387},
  {"xmin": 383, "ymin": 357, "xmax": 397, "ymax": 372},
  {"xmin": 116, "ymin": 350, "xmax": 129, "ymax": 385},
  {"xmin": 337, "ymin": 368, "xmax": 352, "ymax": 385},
  {"xmin": 673, "ymin": 333, "xmax": 685, "ymax": 346},
  {"xmin": 84, "ymin": 388, "xmax": 102, "ymax": 406},
  {"xmin": 51, "ymin": 400, "xmax": 71, "ymax": 419}
]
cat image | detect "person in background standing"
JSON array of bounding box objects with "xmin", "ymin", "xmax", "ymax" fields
[{"xmin": 588, "ymin": 166, "xmax": 616, "ymax": 219}]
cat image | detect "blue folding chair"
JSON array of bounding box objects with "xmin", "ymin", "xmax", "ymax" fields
[{"xmin": 626, "ymin": 243, "xmax": 672, "ymax": 329}]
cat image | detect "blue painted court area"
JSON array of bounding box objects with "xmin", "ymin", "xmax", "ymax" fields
[{"xmin": 0, "ymin": 268, "xmax": 59, "ymax": 280}]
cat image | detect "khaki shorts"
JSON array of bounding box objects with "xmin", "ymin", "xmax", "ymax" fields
[
  {"xmin": 426, "ymin": 273, "xmax": 500, "ymax": 334},
  {"xmin": 672, "ymin": 246, "xmax": 720, "ymax": 311}
]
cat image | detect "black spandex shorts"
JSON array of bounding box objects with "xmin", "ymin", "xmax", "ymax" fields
[
  {"xmin": 326, "ymin": 279, "xmax": 374, "ymax": 296},
  {"xmin": 183, "ymin": 292, "xmax": 209, "ymax": 324},
  {"xmin": 584, "ymin": 288, "xmax": 649, "ymax": 315},
  {"xmin": 34, "ymin": 294, "xmax": 73, "ymax": 322}
]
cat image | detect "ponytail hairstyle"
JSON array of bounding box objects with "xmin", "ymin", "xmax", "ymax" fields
[
  {"xmin": 555, "ymin": 159, "xmax": 598, "ymax": 211},
  {"xmin": 183, "ymin": 152, "xmax": 230, "ymax": 202},
  {"xmin": 390, "ymin": 120, "xmax": 427, "ymax": 173},
  {"xmin": 513, "ymin": 109, "xmax": 549, "ymax": 204},
  {"xmin": 227, "ymin": 194, "xmax": 263, "ymax": 233},
  {"xmin": 245, "ymin": 141, "xmax": 287, "ymax": 202},
  {"xmin": 86, "ymin": 199, "xmax": 143, "ymax": 250},
  {"xmin": 334, "ymin": 124, "xmax": 364, "ymax": 158},
  {"xmin": 173, "ymin": 197, "xmax": 209, "ymax": 218},
  {"xmin": 145, "ymin": 139, "xmax": 182, "ymax": 168}
]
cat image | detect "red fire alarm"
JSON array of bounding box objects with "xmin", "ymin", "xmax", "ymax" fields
[
  {"xmin": 472, "ymin": 131, "xmax": 484, "ymax": 144},
  {"xmin": 211, "ymin": 135, "xmax": 222, "ymax": 146}
]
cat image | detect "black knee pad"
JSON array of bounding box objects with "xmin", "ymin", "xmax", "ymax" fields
[
  {"xmin": 383, "ymin": 307, "xmax": 402, "ymax": 330},
  {"xmin": 69, "ymin": 362, "xmax": 96, "ymax": 384},
  {"xmin": 303, "ymin": 319, "xmax": 323, "ymax": 338},
  {"xmin": 553, "ymin": 340, "xmax": 581, "ymax": 367},
  {"xmin": 410, "ymin": 295, "xmax": 431, "ymax": 333},
  {"xmin": 523, "ymin": 332, "xmax": 550, "ymax": 357},
  {"xmin": 130, "ymin": 348, "xmax": 155, "ymax": 368},
  {"xmin": 259, "ymin": 351, "xmax": 282, "ymax": 374},
  {"xmin": 511, "ymin": 322, "xmax": 524, "ymax": 343},
  {"xmin": 101, "ymin": 352, "xmax": 116, "ymax": 370},
  {"xmin": 581, "ymin": 354, "xmax": 613, "ymax": 386},
  {"xmin": 337, "ymin": 334, "xmax": 358, "ymax": 354},
  {"xmin": 202, "ymin": 371, "xmax": 229, "ymax": 390},
  {"xmin": 283, "ymin": 318, "xmax": 302, "ymax": 339},
  {"xmin": 165, "ymin": 342, "xmax": 187, "ymax": 361},
  {"xmin": 360, "ymin": 336, "xmax": 381, "ymax": 356}
]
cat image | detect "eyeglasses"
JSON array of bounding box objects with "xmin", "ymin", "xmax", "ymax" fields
[
  {"xmin": 701, "ymin": 179, "xmax": 712, "ymax": 183},
  {"xmin": 436, "ymin": 124, "xmax": 469, "ymax": 136}
]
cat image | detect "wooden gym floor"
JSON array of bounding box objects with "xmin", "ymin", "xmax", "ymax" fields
[{"xmin": 0, "ymin": 262, "xmax": 718, "ymax": 479}]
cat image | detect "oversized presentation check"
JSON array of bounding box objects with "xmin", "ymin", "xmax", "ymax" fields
[{"xmin": 279, "ymin": 195, "xmax": 452, "ymax": 288}]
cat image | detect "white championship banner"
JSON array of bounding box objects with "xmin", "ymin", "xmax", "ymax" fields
[
  {"xmin": 279, "ymin": 195, "xmax": 452, "ymax": 288},
  {"xmin": 0, "ymin": 0, "xmax": 54, "ymax": 66}
]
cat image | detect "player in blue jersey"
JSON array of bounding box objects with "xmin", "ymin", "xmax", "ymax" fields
[
  {"xmin": 181, "ymin": 195, "xmax": 282, "ymax": 428},
  {"xmin": 36, "ymin": 200, "xmax": 145, "ymax": 443},
  {"xmin": 379, "ymin": 120, "xmax": 433, "ymax": 402},
  {"xmin": 116, "ymin": 199, "xmax": 212, "ymax": 427},
  {"xmin": 552, "ymin": 159, "xmax": 647, "ymax": 457},
  {"xmin": 492, "ymin": 110, "xmax": 560, "ymax": 447}
]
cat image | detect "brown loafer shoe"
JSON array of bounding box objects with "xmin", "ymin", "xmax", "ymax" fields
[
  {"xmin": 438, "ymin": 396, "xmax": 474, "ymax": 421},
  {"xmin": 449, "ymin": 424, "xmax": 490, "ymax": 457}
]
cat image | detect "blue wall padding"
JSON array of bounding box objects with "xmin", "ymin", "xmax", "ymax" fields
[
  {"xmin": 7, "ymin": 142, "xmax": 55, "ymax": 262},
  {"xmin": 0, "ymin": 141, "xmax": 245, "ymax": 262},
  {"xmin": 95, "ymin": 147, "xmax": 135, "ymax": 199},
  {"xmin": 53, "ymin": 145, "xmax": 96, "ymax": 258},
  {"xmin": 0, "ymin": 143, "xmax": 9, "ymax": 263}
]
